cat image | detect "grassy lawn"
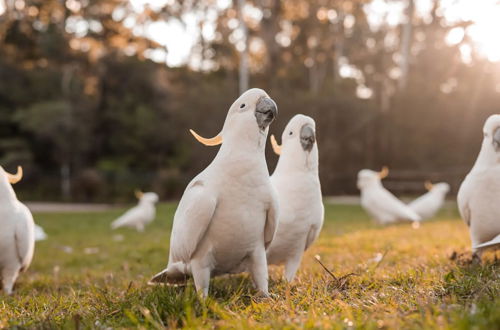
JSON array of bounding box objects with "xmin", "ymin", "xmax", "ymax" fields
[{"xmin": 1, "ymin": 202, "xmax": 498, "ymax": 329}]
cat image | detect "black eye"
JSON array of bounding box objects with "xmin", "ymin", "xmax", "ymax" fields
[
  {"xmin": 240, "ymin": 103, "xmax": 246, "ymax": 109},
  {"xmin": 289, "ymin": 131, "xmax": 293, "ymax": 135}
]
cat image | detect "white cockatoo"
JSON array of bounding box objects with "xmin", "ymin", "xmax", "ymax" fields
[
  {"xmin": 34, "ymin": 224, "xmax": 48, "ymax": 241},
  {"xmin": 357, "ymin": 167, "xmax": 421, "ymax": 224},
  {"xmin": 458, "ymin": 114, "xmax": 500, "ymax": 256},
  {"xmin": 408, "ymin": 182, "xmax": 450, "ymax": 220},
  {"xmin": 150, "ymin": 88, "xmax": 279, "ymax": 297},
  {"xmin": 0, "ymin": 166, "xmax": 35, "ymax": 295},
  {"xmin": 265, "ymin": 115, "xmax": 324, "ymax": 282},
  {"xmin": 111, "ymin": 191, "xmax": 159, "ymax": 232}
]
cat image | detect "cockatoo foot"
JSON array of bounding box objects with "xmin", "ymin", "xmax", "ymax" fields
[
  {"xmin": 471, "ymin": 251, "xmax": 482, "ymax": 264},
  {"xmin": 252, "ymin": 291, "xmax": 277, "ymax": 302}
]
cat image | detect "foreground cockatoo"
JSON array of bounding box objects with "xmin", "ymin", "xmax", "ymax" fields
[
  {"xmin": 34, "ymin": 224, "xmax": 48, "ymax": 241},
  {"xmin": 357, "ymin": 168, "xmax": 421, "ymax": 224},
  {"xmin": 408, "ymin": 182, "xmax": 450, "ymax": 220},
  {"xmin": 111, "ymin": 191, "xmax": 159, "ymax": 232},
  {"xmin": 265, "ymin": 115, "xmax": 324, "ymax": 282},
  {"xmin": 0, "ymin": 166, "xmax": 35, "ymax": 295},
  {"xmin": 458, "ymin": 114, "xmax": 500, "ymax": 256},
  {"xmin": 267, "ymin": 115, "xmax": 324, "ymax": 282},
  {"xmin": 150, "ymin": 88, "xmax": 279, "ymax": 297}
]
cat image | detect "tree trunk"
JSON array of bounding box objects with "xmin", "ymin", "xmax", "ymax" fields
[
  {"xmin": 399, "ymin": 0, "xmax": 414, "ymax": 91},
  {"xmin": 237, "ymin": 0, "xmax": 249, "ymax": 94}
]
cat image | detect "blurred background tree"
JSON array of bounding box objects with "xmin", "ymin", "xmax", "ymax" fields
[{"xmin": 0, "ymin": 0, "xmax": 499, "ymax": 201}]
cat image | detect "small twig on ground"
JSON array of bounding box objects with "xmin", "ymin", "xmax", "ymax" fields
[
  {"xmin": 125, "ymin": 281, "xmax": 133, "ymax": 295},
  {"xmin": 314, "ymin": 255, "xmax": 358, "ymax": 290},
  {"xmin": 314, "ymin": 255, "xmax": 338, "ymax": 281}
]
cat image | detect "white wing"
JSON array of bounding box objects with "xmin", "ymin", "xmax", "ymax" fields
[
  {"xmin": 474, "ymin": 234, "xmax": 500, "ymax": 249},
  {"xmin": 263, "ymin": 186, "xmax": 279, "ymax": 249},
  {"xmin": 367, "ymin": 188, "xmax": 420, "ymax": 222},
  {"xmin": 14, "ymin": 203, "xmax": 35, "ymax": 271},
  {"xmin": 111, "ymin": 205, "xmax": 147, "ymax": 229},
  {"xmin": 305, "ymin": 203, "xmax": 324, "ymax": 250},
  {"xmin": 457, "ymin": 176, "xmax": 472, "ymax": 227},
  {"xmin": 169, "ymin": 179, "xmax": 217, "ymax": 263}
]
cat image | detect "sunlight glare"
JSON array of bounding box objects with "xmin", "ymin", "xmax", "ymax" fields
[
  {"xmin": 146, "ymin": 17, "xmax": 198, "ymax": 67},
  {"xmin": 443, "ymin": 0, "xmax": 500, "ymax": 62},
  {"xmin": 129, "ymin": 0, "xmax": 172, "ymax": 12}
]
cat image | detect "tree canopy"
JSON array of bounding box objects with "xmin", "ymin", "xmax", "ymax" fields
[{"xmin": 0, "ymin": 0, "xmax": 498, "ymax": 201}]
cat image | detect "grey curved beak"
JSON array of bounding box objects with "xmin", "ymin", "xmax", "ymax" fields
[
  {"xmin": 255, "ymin": 97, "xmax": 278, "ymax": 130},
  {"xmin": 300, "ymin": 124, "xmax": 315, "ymax": 152},
  {"xmin": 493, "ymin": 127, "xmax": 500, "ymax": 151}
]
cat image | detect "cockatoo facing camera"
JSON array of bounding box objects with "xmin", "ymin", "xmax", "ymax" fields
[
  {"xmin": 458, "ymin": 114, "xmax": 500, "ymax": 256},
  {"xmin": 265, "ymin": 114, "xmax": 324, "ymax": 282}
]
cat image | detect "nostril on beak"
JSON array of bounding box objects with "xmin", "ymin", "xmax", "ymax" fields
[
  {"xmin": 256, "ymin": 97, "xmax": 278, "ymax": 117},
  {"xmin": 255, "ymin": 97, "xmax": 277, "ymax": 130},
  {"xmin": 264, "ymin": 109, "xmax": 275, "ymax": 120}
]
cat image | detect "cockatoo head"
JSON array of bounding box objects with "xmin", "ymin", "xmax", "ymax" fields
[
  {"xmin": 482, "ymin": 114, "xmax": 500, "ymax": 151},
  {"xmin": 424, "ymin": 181, "xmax": 450, "ymax": 194},
  {"xmin": 189, "ymin": 88, "xmax": 277, "ymax": 148},
  {"xmin": 472, "ymin": 114, "xmax": 500, "ymax": 170},
  {"xmin": 135, "ymin": 191, "xmax": 159, "ymax": 204},
  {"xmin": 0, "ymin": 166, "xmax": 23, "ymax": 200},
  {"xmin": 357, "ymin": 167, "xmax": 389, "ymax": 190},
  {"xmin": 270, "ymin": 114, "xmax": 318, "ymax": 170}
]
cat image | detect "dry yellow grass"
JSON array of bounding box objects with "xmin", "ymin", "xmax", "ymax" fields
[{"xmin": 0, "ymin": 202, "xmax": 498, "ymax": 328}]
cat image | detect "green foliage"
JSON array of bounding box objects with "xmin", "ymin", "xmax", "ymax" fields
[
  {"xmin": 16, "ymin": 101, "xmax": 75, "ymax": 159},
  {"xmin": 1, "ymin": 202, "xmax": 498, "ymax": 328},
  {"xmin": 1, "ymin": 1, "xmax": 500, "ymax": 200}
]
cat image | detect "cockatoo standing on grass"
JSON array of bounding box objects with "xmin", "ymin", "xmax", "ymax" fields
[
  {"xmin": 408, "ymin": 182, "xmax": 450, "ymax": 220},
  {"xmin": 111, "ymin": 191, "xmax": 159, "ymax": 232},
  {"xmin": 0, "ymin": 166, "xmax": 35, "ymax": 295},
  {"xmin": 265, "ymin": 115, "xmax": 324, "ymax": 282},
  {"xmin": 150, "ymin": 88, "xmax": 279, "ymax": 297},
  {"xmin": 458, "ymin": 114, "xmax": 500, "ymax": 256},
  {"xmin": 357, "ymin": 168, "xmax": 421, "ymax": 224}
]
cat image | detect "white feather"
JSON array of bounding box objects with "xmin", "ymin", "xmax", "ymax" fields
[
  {"xmin": 408, "ymin": 183, "xmax": 450, "ymax": 220},
  {"xmin": 111, "ymin": 192, "xmax": 158, "ymax": 232},
  {"xmin": 150, "ymin": 89, "xmax": 279, "ymax": 297},
  {"xmin": 266, "ymin": 115, "xmax": 324, "ymax": 282},
  {"xmin": 357, "ymin": 170, "xmax": 421, "ymax": 224},
  {"xmin": 0, "ymin": 167, "xmax": 35, "ymax": 295},
  {"xmin": 458, "ymin": 114, "xmax": 500, "ymax": 254},
  {"xmin": 34, "ymin": 224, "xmax": 48, "ymax": 241}
]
